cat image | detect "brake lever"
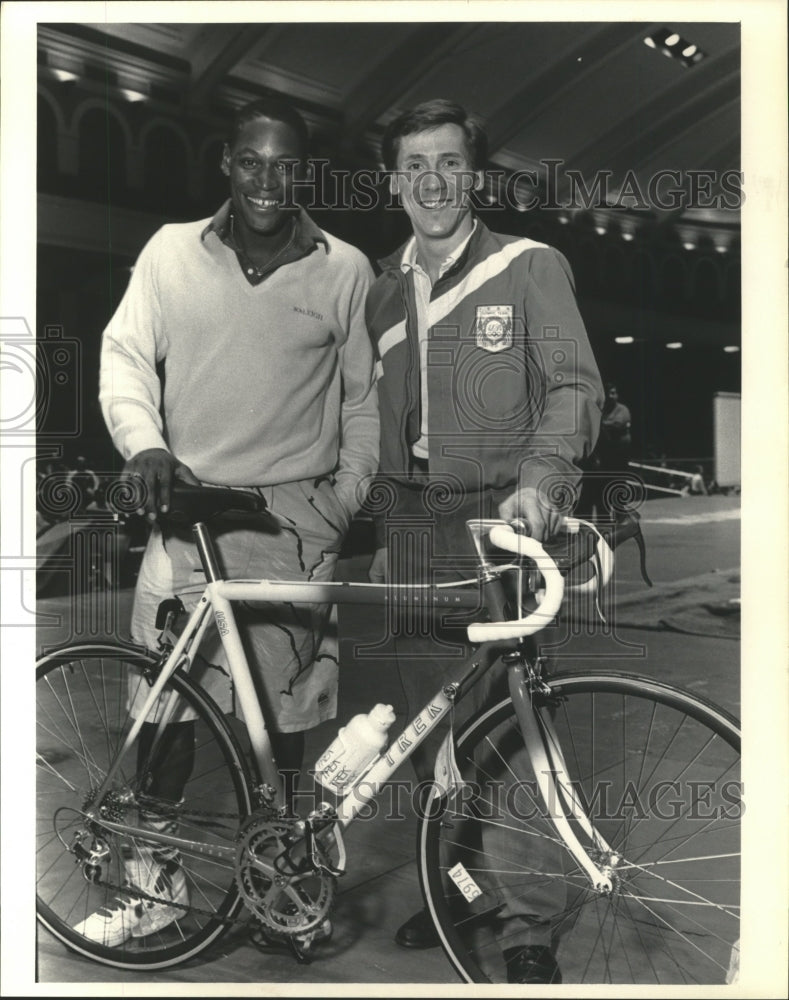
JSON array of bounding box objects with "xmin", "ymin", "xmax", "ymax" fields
[{"xmin": 601, "ymin": 514, "xmax": 653, "ymax": 587}]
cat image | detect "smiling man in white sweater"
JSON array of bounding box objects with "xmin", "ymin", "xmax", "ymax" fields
[{"xmin": 83, "ymin": 97, "xmax": 379, "ymax": 947}]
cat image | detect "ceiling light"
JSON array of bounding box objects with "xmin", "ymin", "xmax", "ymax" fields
[
  {"xmin": 645, "ymin": 29, "xmax": 707, "ymax": 68},
  {"xmin": 723, "ymin": 345, "xmax": 740, "ymax": 353},
  {"xmin": 595, "ymin": 225, "xmax": 607, "ymax": 235},
  {"xmin": 50, "ymin": 68, "xmax": 79, "ymax": 83},
  {"xmin": 666, "ymin": 342, "xmax": 683, "ymax": 349},
  {"xmin": 683, "ymin": 241, "xmax": 696, "ymax": 251},
  {"xmin": 120, "ymin": 88, "xmax": 148, "ymax": 103},
  {"xmin": 715, "ymin": 244, "xmax": 729, "ymax": 254},
  {"xmin": 615, "ymin": 336, "xmax": 634, "ymax": 344},
  {"xmin": 622, "ymin": 231, "xmax": 635, "ymax": 241},
  {"xmin": 557, "ymin": 214, "xmax": 569, "ymax": 224}
]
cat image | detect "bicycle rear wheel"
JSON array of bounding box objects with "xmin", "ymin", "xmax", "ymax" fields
[
  {"xmin": 36, "ymin": 641, "xmax": 254, "ymax": 971},
  {"xmin": 419, "ymin": 671, "xmax": 741, "ymax": 985}
]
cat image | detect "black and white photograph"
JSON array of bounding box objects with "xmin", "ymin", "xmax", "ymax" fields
[{"xmin": 1, "ymin": 0, "xmax": 787, "ymax": 994}]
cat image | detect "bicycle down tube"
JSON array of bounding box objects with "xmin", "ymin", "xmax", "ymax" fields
[{"xmin": 207, "ymin": 525, "xmax": 615, "ymax": 895}]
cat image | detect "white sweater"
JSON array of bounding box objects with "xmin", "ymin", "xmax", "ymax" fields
[{"xmin": 99, "ymin": 211, "xmax": 379, "ymax": 514}]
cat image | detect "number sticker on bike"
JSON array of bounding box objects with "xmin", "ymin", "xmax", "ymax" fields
[{"xmin": 448, "ymin": 862, "xmax": 482, "ymax": 902}]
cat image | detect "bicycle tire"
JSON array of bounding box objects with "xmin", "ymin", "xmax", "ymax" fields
[
  {"xmin": 36, "ymin": 641, "xmax": 254, "ymax": 971},
  {"xmin": 419, "ymin": 670, "xmax": 741, "ymax": 985}
]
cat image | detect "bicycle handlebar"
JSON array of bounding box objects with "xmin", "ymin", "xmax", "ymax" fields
[
  {"xmin": 466, "ymin": 526, "xmax": 566, "ymax": 643},
  {"xmin": 465, "ymin": 514, "xmax": 629, "ymax": 643}
]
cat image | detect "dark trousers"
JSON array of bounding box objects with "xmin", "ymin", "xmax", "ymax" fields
[{"xmin": 380, "ymin": 478, "xmax": 566, "ymax": 948}]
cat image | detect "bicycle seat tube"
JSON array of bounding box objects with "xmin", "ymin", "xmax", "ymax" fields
[
  {"xmin": 191, "ymin": 519, "xmax": 285, "ymax": 805},
  {"xmin": 193, "ymin": 521, "xmax": 222, "ymax": 581}
]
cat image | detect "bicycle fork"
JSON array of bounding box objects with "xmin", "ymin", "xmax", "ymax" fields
[{"xmin": 506, "ymin": 660, "xmax": 615, "ymax": 894}]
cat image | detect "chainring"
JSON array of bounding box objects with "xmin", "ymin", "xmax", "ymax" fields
[{"xmin": 235, "ymin": 813, "xmax": 336, "ymax": 937}]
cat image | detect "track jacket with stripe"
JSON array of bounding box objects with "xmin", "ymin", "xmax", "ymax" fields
[{"xmin": 366, "ymin": 220, "xmax": 604, "ymax": 512}]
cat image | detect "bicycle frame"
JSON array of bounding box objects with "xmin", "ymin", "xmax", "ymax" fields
[{"xmin": 92, "ymin": 518, "xmax": 615, "ymax": 893}]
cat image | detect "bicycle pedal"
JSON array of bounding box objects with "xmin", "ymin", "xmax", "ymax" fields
[
  {"xmin": 291, "ymin": 919, "xmax": 332, "ymax": 962},
  {"xmin": 300, "ymin": 917, "xmax": 332, "ymax": 945}
]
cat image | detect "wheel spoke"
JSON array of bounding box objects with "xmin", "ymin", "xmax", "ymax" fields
[
  {"xmin": 621, "ymin": 886, "xmax": 732, "ymax": 974},
  {"xmin": 420, "ymin": 673, "xmax": 740, "ymax": 985},
  {"xmin": 37, "ymin": 645, "xmax": 252, "ymax": 970}
]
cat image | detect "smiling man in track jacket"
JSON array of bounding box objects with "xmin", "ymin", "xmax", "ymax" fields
[{"xmin": 365, "ymin": 99, "xmax": 604, "ymax": 984}]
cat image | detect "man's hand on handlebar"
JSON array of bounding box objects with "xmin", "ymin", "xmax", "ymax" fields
[
  {"xmin": 123, "ymin": 448, "xmax": 200, "ymax": 521},
  {"xmin": 498, "ymin": 486, "xmax": 564, "ymax": 542}
]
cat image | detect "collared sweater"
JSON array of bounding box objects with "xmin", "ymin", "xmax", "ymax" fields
[
  {"xmin": 365, "ymin": 220, "xmax": 604, "ymax": 500},
  {"xmin": 100, "ymin": 207, "xmax": 379, "ymax": 514}
]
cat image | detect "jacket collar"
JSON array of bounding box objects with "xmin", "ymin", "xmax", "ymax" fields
[{"xmin": 377, "ymin": 214, "xmax": 490, "ymax": 273}]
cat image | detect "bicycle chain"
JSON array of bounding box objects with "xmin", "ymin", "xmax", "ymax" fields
[
  {"xmin": 79, "ymin": 800, "xmax": 302, "ymax": 930},
  {"xmin": 87, "ymin": 871, "xmax": 244, "ymax": 926},
  {"xmin": 135, "ymin": 795, "xmax": 244, "ymax": 824},
  {"xmin": 80, "ymin": 802, "xmax": 251, "ymax": 927}
]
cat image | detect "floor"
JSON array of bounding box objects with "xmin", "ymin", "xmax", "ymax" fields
[{"xmin": 32, "ymin": 494, "xmax": 743, "ymax": 990}]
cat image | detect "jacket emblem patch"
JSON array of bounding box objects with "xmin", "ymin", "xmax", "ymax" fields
[{"xmin": 475, "ymin": 306, "xmax": 513, "ymax": 352}]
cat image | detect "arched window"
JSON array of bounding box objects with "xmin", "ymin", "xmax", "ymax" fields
[
  {"xmin": 201, "ymin": 138, "xmax": 229, "ymax": 212},
  {"xmin": 570, "ymin": 237, "xmax": 601, "ymax": 295},
  {"xmin": 143, "ymin": 124, "xmax": 190, "ymax": 214},
  {"xmin": 722, "ymin": 257, "xmax": 741, "ymax": 317},
  {"xmin": 38, "ymin": 94, "xmax": 60, "ymax": 191},
  {"xmin": 603, "ymin": 244, "xmax": 626, "ymax": 294},
  {"xmin": 631, "ymin": 250, "xmax": 657, "ymax": 306},
  {"xmin": 661, "ymin": 254, "xmax": 688, "ymax": 303},
  {"xmin": 692, "ymin": 257, "xmax": 723, "ymax": 307},
  {"xmin": 78, "ymin": 107, "xmax": 127, "ymax": 202}
]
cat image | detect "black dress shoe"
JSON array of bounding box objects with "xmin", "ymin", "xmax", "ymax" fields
[
  {"xmin": 394, "ymin": 908, "xmax": 440, "ymax": 949},
  {"xmin": 503, "ymin": 945, "xmax": 562, "ymax": 983}
]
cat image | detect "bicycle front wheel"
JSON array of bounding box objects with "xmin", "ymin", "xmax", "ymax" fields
[
  {"xmin": 36, "ymin": 642, "xmax": 254, "ymax": 971},
  {"xmin": 419, "ymin": 671, "xmax": 741, "ymax": 985}
]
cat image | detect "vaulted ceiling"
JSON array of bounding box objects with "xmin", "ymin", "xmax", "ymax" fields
[
  {"xmin": 38, "ymin": 18, "xmax": 741, "ymax": 245},
  {"xmin": 32, "ymin": 15, "xmax": 745, "ymax": 461}
]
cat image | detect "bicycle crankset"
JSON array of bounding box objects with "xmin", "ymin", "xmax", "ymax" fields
[{"xmin": 235, "ymin": 813, "xmax": 338, "ymax": 940}]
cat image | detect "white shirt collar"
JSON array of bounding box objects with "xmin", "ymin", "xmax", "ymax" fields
[{"xmin": 400, "ymin": 219, "xmax": 478, "ymax": 277}]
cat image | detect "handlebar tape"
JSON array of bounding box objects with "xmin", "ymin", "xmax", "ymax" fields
[{"xmin": 466, "ymin": 528, "xmax": 565, "ymax": 643}]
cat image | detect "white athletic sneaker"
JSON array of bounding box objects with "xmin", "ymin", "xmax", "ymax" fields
[{"xmin": 73, "ymin": 847, "xmax": 189, "ymax": 946}]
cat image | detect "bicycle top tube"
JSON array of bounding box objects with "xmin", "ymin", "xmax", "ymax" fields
[
  {"xmin": 202, "ymin": 526, "xmax": 565, "ymax": 645},
  {"xmin": 210, "ymin": 577, "xmax": 484, "ymax": 608},
  {"xmin": 152, "ymin": 484, "xmax": 631, "ymax": 645}
]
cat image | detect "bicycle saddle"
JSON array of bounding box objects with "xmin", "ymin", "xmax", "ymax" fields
[{"xmin": 162, "ymin": 484, "xmax": 274, "ymax": 528}]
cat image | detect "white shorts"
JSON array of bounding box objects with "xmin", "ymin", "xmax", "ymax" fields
[{"xmin": 129, "ymin": 478, "xmax": 350, "ymax": 733}]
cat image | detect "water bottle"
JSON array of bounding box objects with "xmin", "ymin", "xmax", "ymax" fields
[{"xmin": 314, "ymin": 704, "xmax": 396, "ymax": 793}]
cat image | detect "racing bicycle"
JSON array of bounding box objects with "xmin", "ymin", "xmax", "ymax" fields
[{"xmin": 36, "ymin": 485, "xmax": 741, "ymax": 983}]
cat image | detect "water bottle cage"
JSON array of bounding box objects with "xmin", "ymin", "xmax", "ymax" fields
[{"xmin": 306, "ymin": 806, "xmax": 346, "ymax": 877}]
